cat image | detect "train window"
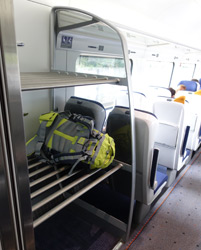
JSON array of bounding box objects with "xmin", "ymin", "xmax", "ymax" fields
[
  {"xmin": 73, "ymin": 84, "xmax": 126, "ymax": 109},
  {"xmin": 131, "ymin": 59, "xmax": 173, "ymax": 92},
  {"xmin": 170, "ymin": 63, "xmax": 195, "ymax": 88},
  {"xmin": 74, "ymin": 55, "xmax": 126, "ymax": 108},
  {"xmin": 75, "ymin": 55, "xmax": 126, "ymax": 78}
]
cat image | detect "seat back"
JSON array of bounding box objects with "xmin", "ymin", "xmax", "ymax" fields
[
  {"xmin": 115, "ymin": 90, "xmax": 129, "ymax": 107},
  {"xmin": 115, "ymin": 90, "xmax": 151, "ymax": 112},
  {"xmin": 146, "ymin": 86, "xmax": 172, "ymax": 98},
  {"xmin": 106, "ymin": 106, "xmax": 167, "ymax": 205},
  {"xmin": 153, "ymin": 101, "xmax": 189, "ymax": 171},
  {"xmin": 175, "ymin": 91, "xmax": 201, "ymax": 151},
  {"xmin": 199, "ymin": 79, "xmax": 201, "ymax": 89},
  {"xmin": 133, "ymin": 92, "xmax": 151, "ymax": 111},
  {"xmin": 175, "ymin": 90, "xmax": 194, "ymax": 100},
  {"xmin": 177, "ymin": 80, "xmax": 199, "ymax": 92},
  {"xmin": 64, "ymin": 96, "xmax": 106, "ymax": 131}
]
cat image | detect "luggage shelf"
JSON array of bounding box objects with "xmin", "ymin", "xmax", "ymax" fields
[
  {"xmin": 28, "ymin": 159, "xmax": 123, "ymax": 228},
  {"xmin": 30, "ymin": 166, "xmax": 67, "ymax": 187},
  {"xmin": 21, "ymin": 72, "xmax": 120, "ymax": 91}
]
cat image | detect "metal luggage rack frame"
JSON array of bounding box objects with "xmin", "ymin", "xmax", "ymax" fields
[
  {"xmin": 28, "ymin": 157, "xmax": 124, "ymax": 229},
  {"xmin": 20, "ymin": 72, "xmax": 121, "ymax": 91},
  {"xmin": 21, "ymin": 69, "xmax": 135, "ymax": 241}
]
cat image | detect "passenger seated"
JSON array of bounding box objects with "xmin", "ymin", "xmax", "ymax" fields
[
  {"xmin": 169, "ymin": 87, "xmax": 176, "ymax": 98},
  {"xmin": 177, "ymin": 80, "xmax": 199, "ymax": 92},
  {"xmin": 176, "ymin": 84, "xmax": 186, "ymax": 93}
]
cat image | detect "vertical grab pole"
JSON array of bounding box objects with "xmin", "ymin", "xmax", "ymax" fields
[
  {"xmin": 95, "ymin": 16, "xmax": 136, "ymax": 242},
  {"xmin": 120, "ymin": 34, "xmax": 136, "ymax": 242}
]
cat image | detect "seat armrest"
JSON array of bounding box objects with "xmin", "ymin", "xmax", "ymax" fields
[
  {"xmin": 182, "ymin": 125, "xmax": 190, "ymax": 156},
  {"xmin": 150, "ymin": 148, "xmax": 159, "ymax": 189}
]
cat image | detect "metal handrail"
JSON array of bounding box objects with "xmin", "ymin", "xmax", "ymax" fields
[{"xmin": 33, "ymin": 163, "xmax": 122, "ymax": 227}]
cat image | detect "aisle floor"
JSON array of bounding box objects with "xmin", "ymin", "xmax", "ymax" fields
[{"xmin": 121, "ymin": 149, "xmax": 201, "ymax": 250}]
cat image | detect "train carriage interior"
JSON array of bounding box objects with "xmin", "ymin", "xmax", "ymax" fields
[{"xmin": 1, "ymin": 1, "xmax": 201, "ymax": 250}]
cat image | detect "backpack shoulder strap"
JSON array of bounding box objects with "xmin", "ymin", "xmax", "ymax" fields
[{"xmin": 26, "ymin": 112, "xmax": 58, "ymax": 156}]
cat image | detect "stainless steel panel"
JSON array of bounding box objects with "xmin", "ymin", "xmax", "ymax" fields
[
  {"xmin": 0, "ymin": 108, "xmax": 19, "ymax": 249},
  {"xmin": 0, "ymin": 0, "xmax": 35, "ymax": 249}
]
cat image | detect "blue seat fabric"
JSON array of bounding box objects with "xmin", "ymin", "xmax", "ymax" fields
[
  {"xmin": 178, "ymin": 80, "xmax": 198, "ymax": 92},
  {"xmin": 183, "ymin": 149, "xmax": 191, "ymax": 161},
  {"xmin": 154, "ymin": 165, "xmax": 168, "ymax": 194}
]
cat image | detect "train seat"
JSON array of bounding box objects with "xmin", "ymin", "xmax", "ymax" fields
[
  {"xmin": 153, "ymin": 101, "xmax": 190, "ymax": 185},
  {"xmin": 115, "ymin": 90, "xmax": 129, "ymax": 107},
  {"xmin": 156, "ymin": 95, "xmax": 200, "ymax": 151},
  {"xmin": 199, "ymin": 79, "xmax": 201, "ymax": 89},
  {"xmin": 185, "ymin": 101, "xmax": 201, "ymax": 151},
  {"xmin": 146, "ymin": 86, "xmax": 172, "ymax": 98},
  {"xmin": 177, "ymin": 80, "xmax": 199, "ymax": 92},
  {"xmin": 115, "ymin": 90, "xmax": 151, "ymax": 111},
  {"xmin": 175, "ymin": 90, "xmax": 194, "ymax": 100},
  {"xmin": 106, "ymin": 106, "xmax": 168, "ymax": 222},
  {"xmin": 64, "ymin": 96, "xmax": 106, "ymax": 131},
  {"xmin": 143, "ymin": 87, "xmax": 172, "ymax": 113},
  {"xmin": 185, "ymin": 111, "xmax": 201, "ymax": 151},
  {"xmin": 133, "ymin": 91, "xmax": 152, "ymax": 111},
  {"xmin": 175, "ymin": 91, "xmax": 201, "ymax": 151}
]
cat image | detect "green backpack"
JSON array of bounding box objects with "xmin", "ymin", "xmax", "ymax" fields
[{"xmin": 26, "ymin": 111, "xmax": 115, "ymax": 174}]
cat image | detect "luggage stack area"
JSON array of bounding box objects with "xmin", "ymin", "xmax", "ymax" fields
[
  {"xmin": 2, "ymin": 6, "xmax": 136, "ymax": 249},
  {"xmin": 29, "ymin": 156, "xmax": 123, "ymax": 228},
  {"xmin": 20, "ymin": 8, "xmax": 136, "ymax": 242},
  {"xmin": 28, "ymin": 156, "xmax": 127, "ymax": 249}
]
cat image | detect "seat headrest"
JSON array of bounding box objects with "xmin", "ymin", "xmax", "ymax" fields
[
  {"xmin": 153, "ymin": 101, "xmax": 184, "ymax": 125},
  {"xmin": 64, "ymin": 96, "xmax": 106, "ymax": 131},
  {"xmin": 194, "ymin": 90, "xmax": 201, "ymax": 96},
  {"xmin": 178, "ymin": 80, "xmax": 198, "ymax": 92},
  {"xmin": 147, "ymin": 86, "xmax": 171, "ymax": 97},
  {"xmin": 174, "ymin": 96, "xmax": 186, "ymax": 104}
]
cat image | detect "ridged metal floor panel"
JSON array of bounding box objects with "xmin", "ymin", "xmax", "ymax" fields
[{"xmin": 21, "ymin": 72, "xmax": 119, "ymax": 91}]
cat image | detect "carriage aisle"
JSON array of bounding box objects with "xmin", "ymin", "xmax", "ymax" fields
[{"xmin": 121, "ymin": 147, "xmax": 201, "ymax": 250}]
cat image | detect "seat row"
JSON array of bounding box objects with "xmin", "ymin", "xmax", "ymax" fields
[
  {"xmin": 63, "ymin": 95, "xmax": 194, "ymax": 223},
  {"xmin": 117, "ymin": 85, "xmax": 201, "ymax": 153}
]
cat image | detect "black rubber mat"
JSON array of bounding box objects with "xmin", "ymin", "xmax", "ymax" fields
[{"xmin": 34, "ymin": 204, "xmax": 119, "ymax": 250}]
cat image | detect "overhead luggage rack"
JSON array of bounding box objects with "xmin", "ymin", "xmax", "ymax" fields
[
  {"xmin": 20, "ymin": 72, "xmax": 120, "ymax": 91},
  {"xmin": 28, "ymin": 158, "xmax": 123, "ymax": 228}
]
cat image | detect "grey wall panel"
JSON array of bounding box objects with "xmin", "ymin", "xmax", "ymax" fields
[
  {"xmin": 14, "ymin": 0, "xmax": 51, "ymax": 73},
  {"xmin": 22, "ymin": 90, "xmax": 51, "ymax": 140},
  {"xmin": 54, "ymin": 50, "xmax": 67, "ymax": 71}
]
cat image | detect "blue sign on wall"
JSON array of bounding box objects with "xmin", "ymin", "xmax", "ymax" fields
[{"xmin": 61, "ymin": 35, "xmax": 73, "ymax": 48}]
